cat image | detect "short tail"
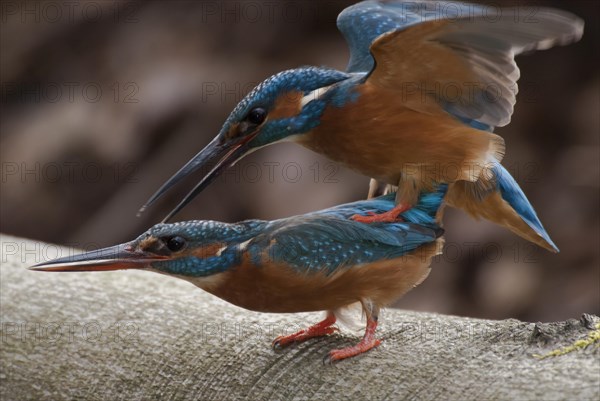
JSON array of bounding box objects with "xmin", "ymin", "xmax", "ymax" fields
[{"xmin": 446, "ymin": 163, "xmax": 558, "ymax": 252}]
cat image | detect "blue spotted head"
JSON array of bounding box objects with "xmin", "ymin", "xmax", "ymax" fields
[
  {"xmin": 29, "ymin": 220, "xmax": 264, "ymax": 278},
  {"xmin": 140, "ymin": 67, "xmax": 351, "ymax": 221}
]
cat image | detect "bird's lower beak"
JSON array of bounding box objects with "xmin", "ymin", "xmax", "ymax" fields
[
  {"xmin": 29, "ymin": 243, "xmax": 167, "ymax": 272},
  {"xmin": 139, "ymin": 133, "xmax": 256, "ymax": 222}
]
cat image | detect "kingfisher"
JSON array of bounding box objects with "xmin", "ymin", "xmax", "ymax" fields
[
  {"xmin": 31, "ymin": 188, "xmax": 446, "ymax": 363},
  {"xmin": 139, "ymin": 0, "xmax": 584, "ymax": 252}
]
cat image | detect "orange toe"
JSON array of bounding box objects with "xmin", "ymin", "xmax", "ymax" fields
[
  {"xmin": 351, "ymin": 203, "xmax": 411, "ymax": 223},
  {"xmin": 273, "ymin": 314, "xmax": 338, "ymax": 349},
  {"xmin": 324, "ymin": 338, "xmax": 381, "ymax": 363}
]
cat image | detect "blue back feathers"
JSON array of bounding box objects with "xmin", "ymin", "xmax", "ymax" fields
[{"xmin": 248, "ymin": 185, "xmax": 447, "ymax": 274}]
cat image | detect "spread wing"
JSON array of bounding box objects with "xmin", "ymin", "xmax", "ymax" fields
[{"xmin": 338, "ymin": 0, "xmax": 583, "ymax": 127}]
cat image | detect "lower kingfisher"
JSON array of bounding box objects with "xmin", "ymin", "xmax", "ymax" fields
[
  {"xmin": 139, "ymin": 0, "xmax": 584, "ymax": 253},
  {"xmin": 31, "ymin": 188, "xmax": 446, "ymax": 362}
]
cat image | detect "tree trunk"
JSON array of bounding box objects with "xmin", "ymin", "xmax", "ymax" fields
[{"xmin": 1, "ymin": 234, "xmax": 598, "ymax": 401}]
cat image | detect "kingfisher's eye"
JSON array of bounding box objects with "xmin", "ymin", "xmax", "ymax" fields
[
  {"xmin": 164, "ymin": 236, "xmax": 186, "ymax": 252},
  {"xmin": 246, "ymin": 107, "xmax": 267, "ymax": 125}
]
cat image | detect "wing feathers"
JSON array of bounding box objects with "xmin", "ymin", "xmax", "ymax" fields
[
  {"xmin": 259, "ymin": 218, "xmax": 438, "ymax": 274},
  {"xmin": 367, "ymin": 9, "xmax": 583, "ymax": 126},
  {"xmin": 340, "ymin": 1, "xmax": 584, "ymax": 128}
]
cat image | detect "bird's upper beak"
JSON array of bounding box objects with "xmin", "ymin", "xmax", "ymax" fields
[
  {"xmin": 139, "ymin": 132, "xmax": 258, "ymax": 222},
  {"xmin": 29, "ymin": 243, "xmax": 168, "ymax": 272}
]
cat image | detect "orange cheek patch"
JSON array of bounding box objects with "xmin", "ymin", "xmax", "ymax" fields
[
  {"xmin": 190, "ymin": 243, "xmax": 226, "ymax": 259},
  {"xmin": 226, "ymin": 123, "xmax": 240, "ymax": 139},
  {"xmin": 269, "ymin": 91, "xmax": 303, "ymax": 119},
  {"xmin": 139, "ymin": 237, "xmax": 157, "ymax": 249}
]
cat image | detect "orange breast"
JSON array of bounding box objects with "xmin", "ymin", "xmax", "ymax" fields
[
  {"xmin": 191, "ymin": 241, "xmax": 441, "ymax": 313},
  {"xmin": 297, "ymin": 83, "xmax": 500, "ymax": 188}
]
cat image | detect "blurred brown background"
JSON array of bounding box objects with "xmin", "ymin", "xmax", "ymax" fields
[{"xmin": 1, "ymin": 0, "xmax": 598, "ymax": 322}]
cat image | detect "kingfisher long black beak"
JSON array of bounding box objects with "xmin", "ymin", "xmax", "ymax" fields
[
  {"xmin": 29, "ymin": 243, "xmax": 168, "ymax": 272},
  {"xmin": 138, "ymin": 133, "xmax": 257, "ymax": 223}
]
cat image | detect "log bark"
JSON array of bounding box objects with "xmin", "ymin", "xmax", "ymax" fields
[{"xmin": 1, "ymin": 234, "xmax": 598, "ymax": 401}]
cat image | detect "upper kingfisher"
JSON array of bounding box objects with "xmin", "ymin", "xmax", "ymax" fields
[
  {"xmin": 139, "ymin": 0, "xmax": 584, "ymax": 252},
  {"xmin": 31, "ymin": 188, "xmax": 446, "ymax": 362}
]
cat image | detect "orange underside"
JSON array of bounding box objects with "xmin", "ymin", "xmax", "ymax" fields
[
  {"xmin": 296, "ymin": 82, "xmax": 503, "ymax": 203},
  {"xmin": 189, "ymin": 240, "xmax": 441, "ymax": 314}
]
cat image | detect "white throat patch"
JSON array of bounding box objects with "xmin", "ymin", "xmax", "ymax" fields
[{"xmin": 300, "ymin": 86, "xmax": 332, "ymax": 108}]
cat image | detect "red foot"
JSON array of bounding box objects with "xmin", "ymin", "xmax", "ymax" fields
[
  {"xmin": 324, "ymin": 317, "xmax": 381, "ymax": 364},
  {"xmin": 351, "ymin": 203, "xmax": 411, "ymax": 223},
  {"xmin": 273, "ymin": 313, "xmax": 338, "ymax": 349}
]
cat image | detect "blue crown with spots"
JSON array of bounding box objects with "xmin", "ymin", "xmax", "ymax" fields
[
  {"xmin": 222, "ymin": 67, "xmax": 350, "ymax": 129},
  {"xmin": 143, "ymin": 220, "xmax": 266, "ymax": 247}
]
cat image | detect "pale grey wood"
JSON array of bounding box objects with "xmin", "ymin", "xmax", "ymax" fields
[{"xmin": 1, "ymin": 234, "xmax": 598, "ymax": 401}]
